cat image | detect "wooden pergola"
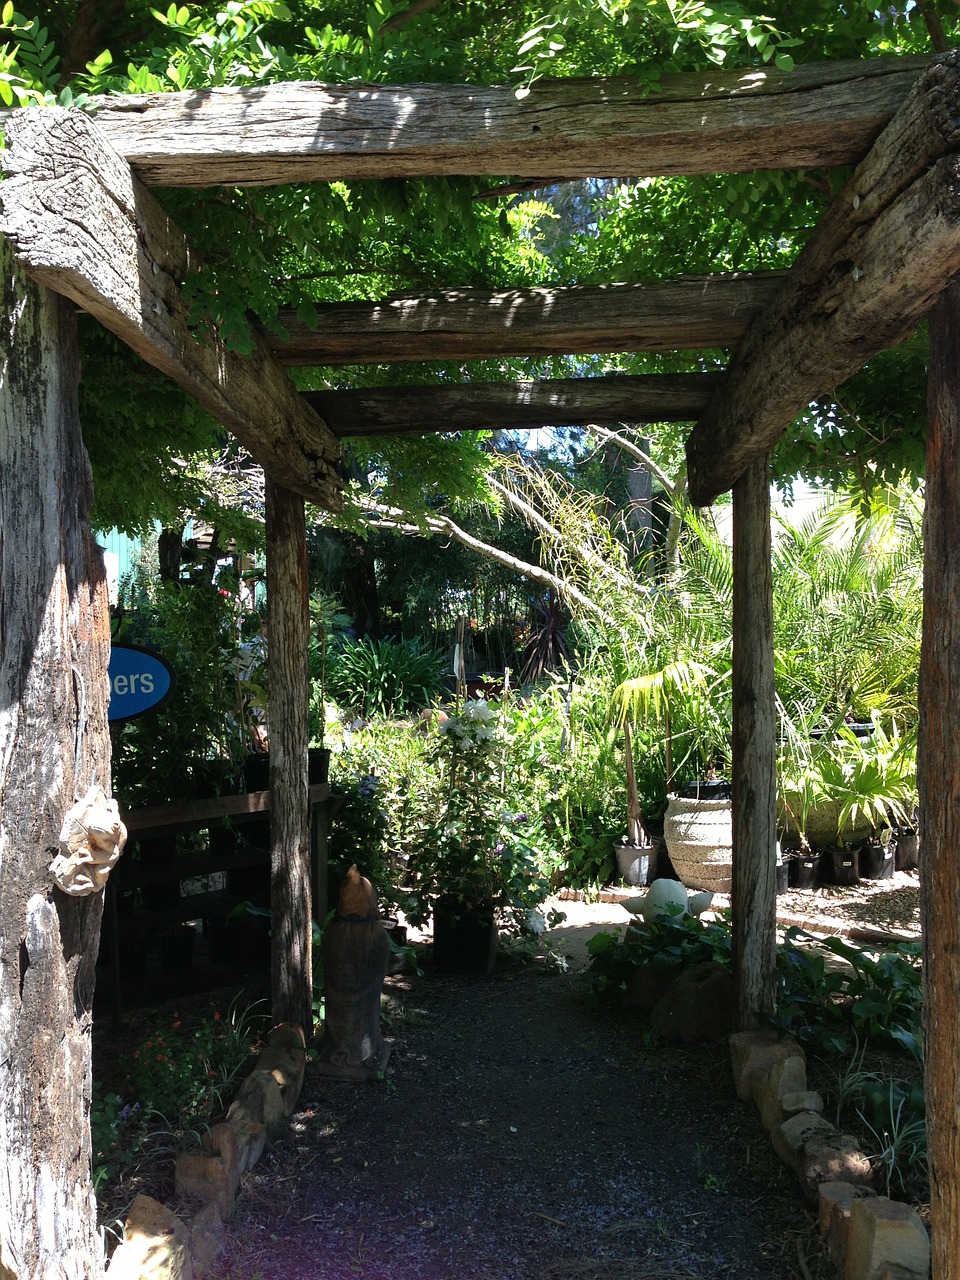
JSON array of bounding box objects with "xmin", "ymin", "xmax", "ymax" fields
[{"xmin": 2, "ymin": 49, "xmax": 960, "ymax": 1277}]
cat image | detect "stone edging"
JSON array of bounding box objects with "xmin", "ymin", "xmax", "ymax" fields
[
  {"xmin": 104, "ymin": 1022, "xmax": 307, "ymax": 1279},
  {"xmin": 730, "ymin": 1030, "xmax": 930, "ymax": 1278}
]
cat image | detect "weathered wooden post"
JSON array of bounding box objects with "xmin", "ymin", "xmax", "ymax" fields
[
  {"xmin": 921, "ymin": 278, "xmax": 960, "ymax": 1280},
  {"xmin": 730, "ymin": 452, "xmax": 777, "ymax": 1029},
  {"xmin": 0, "ymin": 235, "xmax": 111, "ymax": 1277},
  {"xmin": 265, "ymin": 476, "xmax": 313, "ymax": 1036}
]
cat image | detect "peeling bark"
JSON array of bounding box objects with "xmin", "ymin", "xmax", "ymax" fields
[{"xmin": 0, "ymin": 235, "xmax": 110, "ymax": 1278}]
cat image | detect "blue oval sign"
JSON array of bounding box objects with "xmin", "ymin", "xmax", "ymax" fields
[{"xmin": 108, "ymin": 644, "xmax": 177, "ymax": 723}]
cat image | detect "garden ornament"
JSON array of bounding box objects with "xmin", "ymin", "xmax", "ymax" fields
[
  {"xmin": 49, "ymin": 784, "xmax": 127, "ymax": 896},
  {"xmin": 623, "ymin": 879, "xmax": 714, "ymax": 924},
  {"xmin": 316, "ymin": 865, "xmax": 392, "ymax": 1081}
]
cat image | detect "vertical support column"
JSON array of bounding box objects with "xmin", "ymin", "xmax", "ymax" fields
[
  {"xmin": 921, "ymin": 280, "xmax": 960, "ymax": 1280},
  {"xmin": 265, "ymin": 477, "xmax": 313, "ymax": 1036},
  {"xmin": 731, "ymin": 453, "xmax": 777, "ymax": 1029},
  {"xmin": 0, "ymin": 237, "xmax": 110, "ymax": 1277}
]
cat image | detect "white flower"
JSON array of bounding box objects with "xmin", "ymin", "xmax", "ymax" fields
[{"xmin": 524, "ymin": 908, "xmax": 546, "ymax": 935}]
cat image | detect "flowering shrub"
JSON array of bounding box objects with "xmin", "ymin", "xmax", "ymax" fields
[
  {"xmin": 407, "ymin": 699, "xmax": 558, "ymax": 936},
  {"xmin": 123, "ymin": 997, "xmax": 268, "ymax": 1126}
]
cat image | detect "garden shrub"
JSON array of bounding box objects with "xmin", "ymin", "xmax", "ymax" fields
[{"xmin": 326, "ymin": 637, "xmax": 444, "ymax": 718}]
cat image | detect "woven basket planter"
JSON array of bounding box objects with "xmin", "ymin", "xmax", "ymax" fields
[{"xmin": 663, "ymin": 794, "xmax": 733, "ymax": 893}]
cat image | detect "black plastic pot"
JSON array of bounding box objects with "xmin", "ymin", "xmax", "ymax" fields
[
  {"xmin": 776, "ymin": 862, "xmax": 790, "ymax": 895},
  {"xmin": 243, "ymin": 746, "xmax": 330, "ymax": 792},
  {"xmin": 678, "ymin": 779, "xmax": 732, "ymax": 801},
  {"xmin": 788, "ymin": 853, "xmax": 821, "ymax": 889},
  {"xmin": 859, "ymin": 841, "xmax": 894, "ymax": 880},
  {"xmin": 826, "ymin": 846, "xmax": 860, "ymax": 886},
  {"xmin": 894, "ymin": 826, "xmax": 920, "ymax": 871},
  {"xmin": 432, "ymin": 898, "xmax": 498, "ymax": 976}
]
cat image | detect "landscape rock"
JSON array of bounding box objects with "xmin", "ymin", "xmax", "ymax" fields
[
  {"xmin": 781, "ymin": 1089, "xmax": 824, "ymax": 1116},
  {"xmin": 106, "ymin": 1194, "xmax": 192, "ymax": 1280},
  {"xmin": 228, "ymin": 1068, "xmax": 287, "ymax": 1139},
  {"xmin": 819, "ymin": 1181, "xmax": 877, "ymax": 1267},
  {"xmin": 254, "ymin": 1023, "xmax": 307, "ymax": 1116},
  {"xmin": 649, "ymin": 962, "xmax": 735, "ymax": 1043},
  {"xmin": 800, "ymin": 1133, "xmax": 874, "ymax": 1203},
  {"xmin": 229, "ymin": 1116, "xmax": 267, "ymax": 1172},
  {"xmin": 187, "ymin": 1202, "xmax": 226, "ymax": 1278},
  {"xmin": 771, "ymin": 1110, "xmax": 838, "ymax": 1171},
  {"xmin": 621, "ymin": 961, "xmax": 678, "ymax": 1012},
  {"xmin": 843, "ymin": 1195, "xmax": 930, "ymax": 1280},
  {"xmin": 175, "ymin": 1123, "xmax": 241, "ymax": 1220},
  {"xmin": 754, "ymin": 1054, "xmax": 808, "ymax": 1131},
  {"xmin": 729, "ymin": 1030, "xmax": 805, "ymax": 1102}
]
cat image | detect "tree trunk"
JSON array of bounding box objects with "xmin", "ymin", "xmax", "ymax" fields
[
  {"xmin": 265, "ymin": 477, "xmax": 313, "ymax": 1037},
  {"xmin": 0, "ymin": 237, "xmax": 110, "ymax": 1276},
  {"xmin": 920, "ymin": 278, "xmax": 960, "ymax": 1280},
  {"xmin": 731, "ymin": 454, "xmax": 777, "ymax": 1029}
]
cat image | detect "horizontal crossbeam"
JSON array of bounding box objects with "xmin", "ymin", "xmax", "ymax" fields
[
  {"xmin": 303, "ymin": 374, "xmax": 721, "ymax": 436},
  {"xmin": 82, "ymin": 56, "xmax": 931, "ymax": 187},
  {"xmin": 271, "ymin": 275, "xmax": 780, "ymax": 365}
]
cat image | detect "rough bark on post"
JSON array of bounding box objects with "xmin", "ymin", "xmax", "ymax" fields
[
  {"xmin": 731, "ymin": 454, "xmax": 777, "ymax": 1029},
  {"xmin": 265, "ymin": 477, "xmax": 313, "ymax": 1037},
  {"xmin": 920, "ymin": 278, "xmax": 960, "ymax": 1280},
  {"xmin": 0, "ymin": 236, "xmax": 111, "ymax": 1277}
]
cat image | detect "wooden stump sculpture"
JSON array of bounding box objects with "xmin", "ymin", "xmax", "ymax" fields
[{"xmin": 315, "ymin": 865, "xmax": 391, "ymax": 1081}]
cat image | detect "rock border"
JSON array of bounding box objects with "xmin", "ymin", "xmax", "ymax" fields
[
  {"xmin": 730, "ymin": 1030, "xmax": 930, "ymax": 1279},
  {"xmin": 104, "ymin": 1022, "xmax": 307, "ymax": 1280}
]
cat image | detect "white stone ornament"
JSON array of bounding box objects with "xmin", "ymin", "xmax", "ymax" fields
[
  {"xmin": 623, "ymin": 879, "xmax": 714, "ymax": 923},
  {"xmin": 49, "ymin": 785, "xmax": 127, "ymax": 897}
]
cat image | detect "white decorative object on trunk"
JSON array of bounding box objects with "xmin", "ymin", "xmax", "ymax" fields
[{"xmin": 49, "ymin": 785, "xmax": 127, "ymax": 897}]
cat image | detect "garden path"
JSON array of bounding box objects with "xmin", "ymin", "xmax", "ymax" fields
[{"xmin": 210, "ymin": 902, "xmax": 829, "ymax": 1280}]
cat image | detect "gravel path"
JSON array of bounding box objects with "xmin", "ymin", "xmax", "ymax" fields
[{"xmin": 212, "ymin": 911, "xmax": 826, "ymax": 1280}]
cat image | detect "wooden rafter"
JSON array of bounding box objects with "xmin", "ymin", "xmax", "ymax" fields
[
  {"xmin": 302, "ymin": 374, "xmax": 720, "ymax": 436},
  {"xmin": 82, "ymin": 56, "xmax": 931, "ymax": 187},
  {"xmin": 271, "ymin": 276, "xmax": 779, "ymax": 366},
  {"xmin": 0, "ymin": 108, "xmax": 343, "ymax": 511},
  {"xmin": 687, "ymin": 50, "xmax": 960, "ymax": 506}
]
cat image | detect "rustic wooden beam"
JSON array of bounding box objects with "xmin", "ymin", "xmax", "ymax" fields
[
  {"xmin": 731, "ymin": 453, "xmax": 778, "ymax": 1030},
  {"xmin": 0, "ymin": 107, "xmax": 342, "ymax": 511},
  {"xmin": 81, "ymin": 56, "xmax": 931, "ymax": 187},
  {"xmin": 920, "ymin": 279, "xmax": 960, "ymax": 1280},
  {"xmin": 266, "ymin": 477, "xmax": 313, "ymax": 1036},
  {"xmin": 0, "ymin": 235, "xmax": 110, "ymax": 1276},
  {"xmin": 686, "ymin": 50, "xmax": 960, "ymax": 506},
  {"xmin": 303, "ymin": 373, "xmax": 721, "ymax": 436},
  {"xmin": 272, "ymin": 276, "xmax": 779, "ymax": 365}
]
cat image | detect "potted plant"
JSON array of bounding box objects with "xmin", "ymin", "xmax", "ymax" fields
[
  {"xmin": 779, "ymin": 717, "xmax": 916, "ymax": 884},
  {"xmin": 408, "ymin": 698, "xmax": 555, "ymax": 973},
  {"xmin": 609, "ymin": 659, "xmax": 735, "ymax": 892}
]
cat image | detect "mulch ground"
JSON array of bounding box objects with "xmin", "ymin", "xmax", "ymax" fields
[{"xmin": 97, "ymin": 874, "xmax": 924, "ymax": 1280}]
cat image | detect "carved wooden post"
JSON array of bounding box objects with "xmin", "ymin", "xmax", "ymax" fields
[
  {"xmin": 0, "ymin": 235, "xmax": 111, "ymax": 1277},
  {"xmin": 921, "ymin": 278, "xmax": 960, "ymax": 1280},
  {"xmin": 731, "ymin": 453, "xmax": 777, "ymax": 1029},
  {"xmin": 265, "ymin": 476, "xmax": 313, "ymax": 1036}
]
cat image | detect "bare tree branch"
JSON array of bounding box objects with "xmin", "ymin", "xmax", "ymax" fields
[
  {"xmin": 585, "ymin": 423, "xmax": 680, "ymax": 499},
  {"xmin": 360, "ymin": 497, "xmax": 610, "ymax": 622}
]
